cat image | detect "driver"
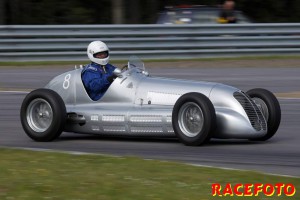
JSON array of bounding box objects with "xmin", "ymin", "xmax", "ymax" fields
[{"xmin": 82, "ymin": 41, "xmax": 117, "ymax": 101}]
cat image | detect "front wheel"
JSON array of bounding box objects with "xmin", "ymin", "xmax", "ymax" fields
[
  {"xmin": 246, "ymin": 88, "xmax": 281, "ymax": 141},
  {"xmin": 172, "ymin": 93, "xmax": 216, "ymax": 146},
  {"xmin": 20, "ymin": 88, "xmax": 66, "ymax": 141}
]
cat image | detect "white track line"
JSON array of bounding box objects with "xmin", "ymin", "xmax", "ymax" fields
[
  {"xmin": 0, "ymin": 90, "xmax": 30, "ymax": 94},
  {"xmin": 190, "ymin": 164, "xmax": 299, "ymax": 179}
]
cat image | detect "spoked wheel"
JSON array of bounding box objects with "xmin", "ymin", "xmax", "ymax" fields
[
  {"xmin": 178, "ymin": 102, "xmax": 204, "ymax": 137},
  {"xmin": 26, "ymin": 98, "xmax": 54, "ymax": 133},
  {"xmin": 172, "ymin": 93, "xmax": 216, "ymax": 146},
  {"xmin": 246, "ymin": 88, "xmax": 281, "ymax": 141},
  {"xmin": 20, "ymin": 89, "xmax": 66, "ymax": 141}
]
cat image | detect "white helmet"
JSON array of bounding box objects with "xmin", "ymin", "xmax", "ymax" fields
[{"xmin": 87, "ymin": 41, "xmax": 109, "ymax": 65}]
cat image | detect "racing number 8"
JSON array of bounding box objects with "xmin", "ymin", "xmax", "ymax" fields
[{"xmin": 63, "ymin": 74, "xmax": 71, "ymax": 89}]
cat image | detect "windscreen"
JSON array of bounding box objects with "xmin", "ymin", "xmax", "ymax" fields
[{"xmin": 128, "ymin": 55, "xmax": 145, "ymax": 71}]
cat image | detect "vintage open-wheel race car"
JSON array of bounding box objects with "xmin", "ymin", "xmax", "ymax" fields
[{"xmin": 20, "ymin": 56, "xmax": 281, "ymax": 146}]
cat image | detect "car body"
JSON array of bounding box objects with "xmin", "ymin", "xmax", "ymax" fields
[
  {"xmin": 20, "ymin": 56, "xmax": 280, "ymax": 145},
  {"xmin": 157, "ymin": 6, "xmax": 251, "ymax": 24}
]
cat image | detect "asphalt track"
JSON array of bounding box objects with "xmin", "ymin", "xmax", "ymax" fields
[{"xmin": 0, "ymin": 65, "xmax": 300, "ymax": 177}]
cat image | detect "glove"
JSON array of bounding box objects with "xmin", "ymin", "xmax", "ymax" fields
[{"xmin": 107, "ymin": 74, "xmax": 117, "ymax": 83}]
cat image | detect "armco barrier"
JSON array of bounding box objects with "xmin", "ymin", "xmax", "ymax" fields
[{"xmin": 0, "ymin": 23, "xmax": 300, "ymax": 61}]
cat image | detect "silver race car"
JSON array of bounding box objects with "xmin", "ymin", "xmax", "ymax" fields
[{"xmin": 20, "ymin": 56, "xmax": 281, "ymax": 146}]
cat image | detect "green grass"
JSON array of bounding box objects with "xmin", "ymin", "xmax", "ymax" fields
[
  {"xmin": 0, "ymin": 55, "xmax": 300, "ymax": 67},
  {"xmin": 0, "ymin": 148, "xmax": 299, "ymax": 200}
]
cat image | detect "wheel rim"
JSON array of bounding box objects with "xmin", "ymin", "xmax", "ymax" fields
[
  {"xmin": 252, "ymin": 97, "xmax": 269, "ymax": 121},
  {"xmin": 178, "ymin": 102, "xmax": 204, "ymax": 137},
  {"xmin": 26, "ymin": 98, "xmax": 53, "ymax": 132}
]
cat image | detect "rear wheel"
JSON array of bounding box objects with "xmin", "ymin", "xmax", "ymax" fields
[
  {"xmin": 20, "ymin": 89, "xmax": 66, "ymax": 141},
  {"xmin": 246, "ymin": 88, "xmax": 281, "ymax": 141},
  {"xmin": 172, "ymin": 93, "xmax": 216, "ymax": 146}
]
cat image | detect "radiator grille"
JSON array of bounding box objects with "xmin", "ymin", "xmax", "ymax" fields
[{"xmin": 234, "ymin": 91, "xmax": 267, "ymax": 131}]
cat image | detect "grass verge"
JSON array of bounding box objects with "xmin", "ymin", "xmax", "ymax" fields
[
  {"xmin": 276, "ymin": 91, "xmax": 300, "ymax": 98},
  {"xmin": 0, "ymin": 148, "xmax": 299, "ymax": 200},
  {"xmin": 0, "ymin": 55, "xmax": 300, "ymax": 67}
]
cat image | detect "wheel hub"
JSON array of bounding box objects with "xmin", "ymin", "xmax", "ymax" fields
[
  {"xmin": 253, "ymin": 97, "xmax": 269, "ymax": 121},
  {"xmin": 26, "ymin": 98, "xmax": 53, "ymax": 132},
  {"xmin": 178, "ymin": 102, "xmax": 204, "ymax": 137}
]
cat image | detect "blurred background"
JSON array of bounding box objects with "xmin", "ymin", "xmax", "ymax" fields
[{"xmin": 0, "ymin": 0, "xmax": 299, "ymax": 25}]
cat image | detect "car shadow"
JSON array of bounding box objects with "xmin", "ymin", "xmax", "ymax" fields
[
  {"xmin": 57, "ymin": 133, "xmax": 278, "ymax": 146},
  {"xmin": 206, "ymin": 139, "xmax": 268, "ymax": 146},
  {"xmin": 58, "ymin": 133, "xmax": 179, "ymax": 144}
]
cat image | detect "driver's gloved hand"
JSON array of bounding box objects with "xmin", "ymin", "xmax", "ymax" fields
[{"xmin": 107, "ymin": 74, "xmax": 118, "ymax": 83}]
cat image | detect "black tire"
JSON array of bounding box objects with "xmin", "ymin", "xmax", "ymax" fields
[
  {"xmin": 246, "ymin": 88, "xmax": 281, "ymax": 141},
  {"xmin": 20, "ymin": 88, "xmax": 66, "ymax": 141},
  {"xmin": 172, "ymin": 92, "xmax": 216, "ymax": 146}
]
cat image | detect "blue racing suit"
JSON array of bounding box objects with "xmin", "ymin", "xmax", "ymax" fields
[{"xmin": 81, "ymin": 62, "xmax": 116, "ymax": 101}]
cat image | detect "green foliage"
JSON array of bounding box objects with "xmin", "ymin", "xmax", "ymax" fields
[
  {"xmin": 4, "ymin": 0, "xmax": 300, "ymax": 24},
  {"xmin": 7, "ymin": 0, "xmax": 112, "ymax": 24}
]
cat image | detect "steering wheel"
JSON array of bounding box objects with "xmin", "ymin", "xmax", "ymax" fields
[{"xmin": 121, "ymin": 64, "xmax": 128, "ymax": 72}]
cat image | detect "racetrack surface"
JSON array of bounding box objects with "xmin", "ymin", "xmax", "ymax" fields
[{"xmin": 1, "ymin": 63, "xmax": 300, "ymax": 177}]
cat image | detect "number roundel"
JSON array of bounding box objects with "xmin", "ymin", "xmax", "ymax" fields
[{"xmin": 63, "ymin": 74, "xmax": 71, "ymax": 89}]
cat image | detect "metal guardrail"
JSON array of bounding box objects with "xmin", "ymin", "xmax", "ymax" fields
[{"xmin": 0, "ymin": 23, "xmax": 300, "ymax": 61}]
